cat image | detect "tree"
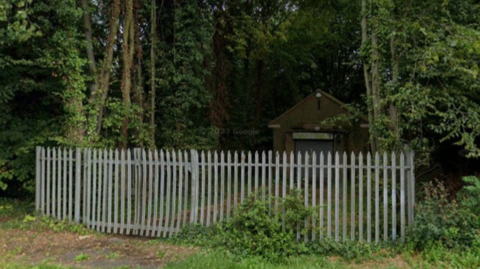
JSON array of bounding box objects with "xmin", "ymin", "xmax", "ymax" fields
[
  {"xmin": 0, "ymin": 0, "xmax": 86, "ymax": 191},
  {"xmin": 360, "ymin": 0, "xmax": 480, "ymax": 159}
]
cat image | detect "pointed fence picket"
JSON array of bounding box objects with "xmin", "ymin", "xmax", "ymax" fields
[{"xmin": 35, "ymin": 146, "xmax": 415, "ymax": 242}]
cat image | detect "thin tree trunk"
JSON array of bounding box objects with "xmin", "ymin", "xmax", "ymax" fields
[
  {"xmin": 389, "ymin": 28, "xmax": 400, "ymax": 150},
  {"xmin": 81, "ymin": 0, "xmax": 97, "ymax": 93},
  {"xmin": 371, "ymin": 15, "xmax": 382, "ymax": 152},
  {"xmin": 64, "ymin": 74, "xmax": 86, "ymax": 145},
  {"xmin": 88, "ymin": 0, "xmax": 121, "ymax": 137},
  {"xmin": 361, "ymin": 0, "xmax": 378, "ymax": 153},
  {"xmin": 149, "ymin": 0, "xmax": 158, "ymax": 144},
  {"xmin": 209, "ymin": 10, "xmax": 230, "ymax": 133},
  {"xmin": 132, "ymin": 0, "xmax": 145, "ymax": 147},
  {"xmin": 120, "ymin": 0, "xmax": 135, "ymax": 148},
  {"xmin": 65, "ymin": 0, "xmax": 98, "ymax": 144}
]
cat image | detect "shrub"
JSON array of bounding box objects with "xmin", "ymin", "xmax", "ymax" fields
[
  {"xmin": 218, "ymin": 193, "xmax": 313, "ymax": 261},
  {"xmin": 421, "ymin": 240, "xmax": 449, "ymax": 263},
  {"xmin": 173, "ymin": 191, "xmax": 313, "ymax": 261},
  {"xmin": 412, "ymin": 180, "xmax": 478, "ymax": 249},
  {"xmin": 459, "ymin": 176, "xmax": 480, "ymax": 223},
  {"xmin": 220, "ymin": 197, "xmax": 293, "ymax": 260},
  {"xmin": 280, "ymin": 191, "xmax": 315, "ymax": 232}
]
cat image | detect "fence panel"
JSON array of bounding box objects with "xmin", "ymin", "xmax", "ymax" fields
[{"xmin": 36, "ymin": 147, "xmax": 415, "ymax": 242}]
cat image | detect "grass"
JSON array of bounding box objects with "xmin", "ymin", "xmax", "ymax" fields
[
  {"xmin": 2, "ymin": 196, "xmax": 480, "ymax": 269},
  {"xmin": 156, "ymin": 249, "xmax": 167, "ymax": 259},
  {"xmin": 0, "ymin": 264, "xmax": 74, "ymax": 269},
  {"xmin": 105, "ymin": 252, "xmax": 121, "ymax": 259},
  {"xmin": 163, "ymin": 250, "xmax": 407, "ymax": 269},
  {"xmin": 74, "ymin": 253, "xmax": 89, "ymax": 261},
  {"xmin": 163, "ymin": 246, "xmax": 480, "ymax": 269},
  {"xmin": 1, "ymin": 249, "xmax": 477, "ymax": 269},
  {"xmin": 0, "ymin": 197, "xmax": 95, "ymax": 235},
  {"xmin": 0, "ymin": 198, "xmax": 35, "ymax": 228}
]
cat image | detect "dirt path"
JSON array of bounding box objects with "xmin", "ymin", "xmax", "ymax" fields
[{"xmin": 0, "ymin": 228, "xmax": 197, "ymax": 268}]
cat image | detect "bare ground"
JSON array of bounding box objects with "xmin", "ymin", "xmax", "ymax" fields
[{"xmin": 0, "ymin": 226, "xmax": 197, "ymax": 268}]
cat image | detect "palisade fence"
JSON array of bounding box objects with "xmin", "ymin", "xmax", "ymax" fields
[{"xmin": 35, "ymin": 146, "xmax": 415, "ymax": 243}]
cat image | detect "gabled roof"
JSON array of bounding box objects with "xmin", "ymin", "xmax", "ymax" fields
[{"xmin": 268, "ymin": 89, "xmax": 368, "ymax": 127}]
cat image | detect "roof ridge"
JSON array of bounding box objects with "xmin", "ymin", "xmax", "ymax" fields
[{"xmin": 268, "ymin": 90, "xmax": 367, "ymax": 126}]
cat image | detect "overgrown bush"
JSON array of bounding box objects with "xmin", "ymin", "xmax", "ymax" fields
[
  {"xmin": 218, "ymin": 193, "xmax": 313, "ymax": 261},
  {"xmin": 173, "ymin": 191, "xmax": 313, "ymax": 261},
  {"xmin": 173, "ymin": 178, "xmax": 480, "ymax": 262},
  {"xmin": 412, "ymin": 180, "xmax": 478, "ymax": 249},
  {"xmin": 459, "ymin": 176, "xmax": 480, "ymax": 224},
  {"xmin": 219, "ymin": 197, "xmax": 296, "ymax": 260}
]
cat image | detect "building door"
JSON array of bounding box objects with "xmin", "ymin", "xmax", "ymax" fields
[
  {"xmin": 295, "ymin": 139, "xmax": 333, "ymax": 159},
  {"xmin": 294, "ymin": 139, "xmax": 333, "ymax": 179}
]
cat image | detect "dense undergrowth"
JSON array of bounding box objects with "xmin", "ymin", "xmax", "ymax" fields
[
  {"xmin": 171, "ymin": 195, "xmax": 389, "ymax": 263},
  {"xmin": 0, "ymin": 198, "xmax": 92, "ymax": 234},
  {"xmin": 170, "ymin": 176, "xmax": 480, "ymax": 267}
]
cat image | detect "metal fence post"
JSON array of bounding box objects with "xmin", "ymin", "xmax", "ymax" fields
[
  {"xmin": 35, "ymin": 146, "xmax": 41, "ymax": 212},
  {"xmin": 189, "ymin": 150, "xmax": 199, "ymax": 224},
  {"xmin": 133, "ymin": 147, "xmax": 142, "ymax": 234},
  {"xmin": 407, "ymin": 150, "xmax": 415, "ymax": 236},
  {"xmin": 74, "ymin": 147, "xmax": 82, "ymax": 223}
]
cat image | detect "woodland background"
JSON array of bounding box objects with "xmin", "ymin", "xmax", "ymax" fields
[{"xmin": 1, "ymin": 0, "xmax": 479, "ymax": 197}]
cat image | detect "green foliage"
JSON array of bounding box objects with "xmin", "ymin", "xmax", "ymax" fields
[
  {"xmin": 412, "ymin": 180, "xmax": 478, "ymax": 249},
  {"xmin": 174, "ymin": 178, "xmax": 480, "ymax": 266},
  {"xmin": 0, "ymin": 0, "xmax": 84, "ymax": 194},
  {"xmin": 0, "ymin": 0, "xmax": 42, "ymax": 45},
  {"xmin": 74, "ymin": 253, "xmax": 89, "ymax": 261},
  {"xmin": 219, "ymin": 196, "xmax": 299, "ymax": 260},
  {"xmin": 165, "ymin": 245, "xmax": 480, "ymax": 269},
  {"xmin": 174, "ymin": 192, "xmax": 313, "ymax": 261},
  {"xmin": 0, "ymin": 199, "xmax": 91, "ymax": 234},
  {"xmin": 163, "ymin": 251, "xmax": 338, "ymax": 269},
  {"xmin": 281, "ymin": 191, "xmax": 315, "ymax": 232},
  {"xmin": 0, "ymin": 264, "xmax": 75, "ymax": 269},
  {"xmin": 359, "ymin": 0, "xmax": 480, "ymax": 158},
  {"xmin": 0, "ymin": 198, "xmax": 32, "ymax": 218},
  {"xmin": 306, "ymin": 239, "xmax": 382, "ymax": 262},
  {"xmin": 459, "ymin": 176, "xmax": 480, "ymax": 219},
  {"xmin": 421, "ymin": 240, "xmax": 448, "ymax": 263},
  {"xmin": 396, "ymin": 232, "xmax": 480, "ymax": 268},
  {"xmin": 99, "ymin": 99, "xmax": 155, "ymax": 148},
  {"xmin": 172, "ymin": 223, "xmax": 222, "ymax": 247},
  {"xmin": 218, "ymin": 193, "xmax": 315, "ymax": 261},
  {"xmin": 1, "ymin": 0, "xmax": 479, "ymax": 200},
  {"xmin": 20, "ymin": 214, "xmax": 92, "ymax": 234},
  {"xmin": 155, "ymin": 0, "xmax": 215, "ymax": 149},
  {"xmin": 450, "ymin": 248, "xmax": 480, "ymax": 269}
]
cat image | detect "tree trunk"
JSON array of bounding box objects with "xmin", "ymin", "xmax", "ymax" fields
[
  {"xmin": 132, "ymin": 0, "xmax": 145, "ymax": 147},
  {"xmin": 371, "ymin": 15, "xmax": 382, "ymax": 151},
  {"xmin": 65, "ymin": 0, "xmax": 98, "ymax": 145},
  {"xmin": 361, "ymin": 0, "xmax": 378, "ymax": 153},
  {"xmin": 389, "ymin": 28, "xmax": 400, "ymax": 150},
  {"xmin": 210, "ymin": 10, "xmax": 230, "ymax": 133},
  {"xmin": 88, "ymin": 0, "xmax": 121, "ymax": 138},
  {"xmin": 149, "ymin": 0, "xmax": 159, "ymax": 144},
  {"xmin": 80, "ymin": 0, "xmax": 97, "ymax": 93},
  {"xmin": 64, "ymin": 77, "xmax": 86, "ymax": 145},
  {"xmin": 120, "ymin": 0, "xmax": 135, "ymax": 148}
]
